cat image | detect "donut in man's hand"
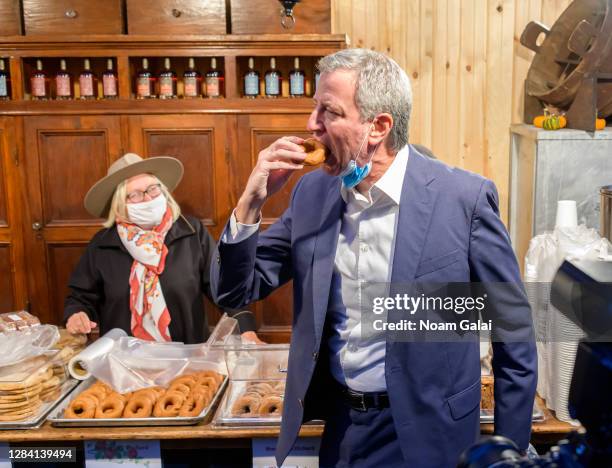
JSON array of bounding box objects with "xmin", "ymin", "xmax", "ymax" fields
[{"xmin": 300, "ymin": 138, "xmax": 328, "ymax": 166}]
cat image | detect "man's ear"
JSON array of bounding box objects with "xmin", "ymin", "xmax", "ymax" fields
[{"xmin": 370, "ymin": 113, "xmax": 393, "ymax": 144}]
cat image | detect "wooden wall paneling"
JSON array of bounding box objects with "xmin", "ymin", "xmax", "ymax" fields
[
  {"xmin": 22, "ymin": 0, "xmax": 123, "ymax": 35},
  {"xmin": 22, "ymin": 115, "xmax": 123, "ymax": 324},
  {"xmin": 46, "ymin": 243, "xmax": 88, "ymax": 324},
  {"xmin": 127, "ymin": 114, "xmax": 228, "ymax": 239},
  {"xmin": 0, "ymin": 117, "xmax": 27, "ymax": 313},
  {"xmin": 0, "ymin": 245, "xmax": 15, "ymax": 312},
  {"xmin": 230, "ymin": 0, "xmax": 331, "ymax": 35},
  {"xmin": 485, "ymin": 0, "xmax": 515, "ymax": 221},
  {"xmin": 126, "ymin": 0, "xmax": 226, "ymax": 35},
  {"xmin": 0, "ymin": 0, "xmax": 22, "ymax": 36},
  {"xmin": 329, "ymin": 0, "xmax": 572, "ymax": 224}
]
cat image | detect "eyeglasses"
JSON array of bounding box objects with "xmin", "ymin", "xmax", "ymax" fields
[{"xmin": 126, "ymin": 183, "xmax": 162, "ymax": 203}]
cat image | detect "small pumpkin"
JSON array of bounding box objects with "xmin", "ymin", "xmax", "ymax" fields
[{"xmin": 596, "ymin": 118, "xmax": 606, "ymax": 130}]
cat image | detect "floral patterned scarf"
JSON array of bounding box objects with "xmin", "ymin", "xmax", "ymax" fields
[{"xmin": 117, "ymin": 208, "xmax": 173, "ymax": 341}]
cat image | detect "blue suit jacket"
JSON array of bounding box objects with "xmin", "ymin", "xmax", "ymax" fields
[{"xmin": 211, "ymin": 146, "xmax": 537, "ymax": 467}]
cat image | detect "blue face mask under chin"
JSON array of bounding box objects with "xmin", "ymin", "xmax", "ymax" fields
[
  {"xmin": 340, "ymin": 159, "xmax": 372, "ymax": 189},
  {"xmin": 340, "ymin": 123, "xmax": 377, "ymax": 189}
]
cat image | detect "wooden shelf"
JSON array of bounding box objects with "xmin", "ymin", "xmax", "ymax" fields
[{"xmin": 0, "ymin": 97, "xmax": 315, "ymax": 115}]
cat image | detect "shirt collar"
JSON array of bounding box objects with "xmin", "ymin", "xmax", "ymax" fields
[{"xmin": 340, "ymin": 145, "xmax": 409, "ymax": 206}]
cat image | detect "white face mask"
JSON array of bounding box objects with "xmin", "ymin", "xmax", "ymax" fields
[{"xmin": 126, "ymin": 194, "xmax": 167, "ymax": 229}]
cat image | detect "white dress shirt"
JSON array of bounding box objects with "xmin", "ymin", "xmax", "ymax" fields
[{"xmin": 224, "ymin": 146, "xmax": 410, "ymax": 392}]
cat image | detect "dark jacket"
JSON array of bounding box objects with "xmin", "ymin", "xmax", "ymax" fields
[{"xmin": 64, "ymin": 215, "xmax": 255, "ymax": 343}]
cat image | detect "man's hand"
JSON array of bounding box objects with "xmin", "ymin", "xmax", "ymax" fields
[
  {"xmin": 240, "ymin": 331, "xmax": 266, "ymax": 344},
  {"xmin": 236, "ymin": 136, "xmax": 306, "ymax": 224},
  {"xmin": 66, "ymin": 311, "xmax": 97, "ymax": 334}
]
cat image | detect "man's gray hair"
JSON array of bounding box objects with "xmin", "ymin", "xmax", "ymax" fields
[{"xmin": 317, "ymin": 48, "xmax": 412, "ymax": 152}]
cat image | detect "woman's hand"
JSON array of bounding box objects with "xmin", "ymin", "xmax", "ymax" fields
[
  {"xmin": 66, "ymin": 311, "xmax": 97, "ymax": 334},
  {"xmin": 240, "ymin": 331, "xmax": 266, "ymax": 344}
]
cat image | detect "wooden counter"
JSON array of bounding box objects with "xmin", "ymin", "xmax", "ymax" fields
[{"xmin": 0, "ymin": 397, "xmax": 574, "ymax": 446}]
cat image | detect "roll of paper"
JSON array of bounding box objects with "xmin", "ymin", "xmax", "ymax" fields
[{"xmin": 68, "ymin": 328, "xmax": 127, "ymax": 380}]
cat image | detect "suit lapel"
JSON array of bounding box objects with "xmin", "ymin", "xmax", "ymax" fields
[
  {"xmin": 391, "ymin": 148, "xmax": 439, "ymax": 282},
  {"xmin": 312, "ymin": 177, "xmax": 344, "ymax": 347}
]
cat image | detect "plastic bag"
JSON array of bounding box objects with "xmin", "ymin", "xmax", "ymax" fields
[
  {"xmin": 0, "ymin": 324, "xmax": 60, "ymax": 368},
  {"xmin": 525, "ymin": 224, "xmax": 611, "ymax": 422}
]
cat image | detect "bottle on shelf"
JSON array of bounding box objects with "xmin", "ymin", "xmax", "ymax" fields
[
  {"xmin": 314, "ymin": 68, "xmax": 321, "ymax": 94},
  {"xmin": 205, "ymin": 57, "xmax": 223, "ymax": 98},
  {"xmin": 158, "ymin": 57, "xmax": 177, "ymax": 99},
  {"xmin": 79, "ymin": 59, "xmax": 97, "ymax": 100},
  {"xmin": 30, "ymin": 59, "xmax": 50, "ymax": 100},
  {"xmin": 0, "ymin": 59, "xmax": 10, "ymax": 101},
  {"xmin": 289, "ymin": 57, "xmax": 305, "ymax": 98},
  {"xmin": 264, "ymin": 57, "xmax": 281, "ymax": 98},
  {"xmin": 243, "ymin": 57, "xmax": 260, "ymax": 99},
  {"xmin": 55, "ymin": 59, "xmax": 72, "ymax": 100},
  {"xmin": 183, "ymin": 57, "xmax": 201, "ymax": 99},
  {"xmin": 102, "ymin": 59, "xmax": 118, "ymax": 99},
  {"xmin": 136, "ymin": 58, "xmax": 155, "ymax": 99}
]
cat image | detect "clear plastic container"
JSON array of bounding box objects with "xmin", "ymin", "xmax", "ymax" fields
[
  {"xmin": 0, "ymin": 351, "xmax": 72, "ymax": 427},
  {"xmin": 214, "ymin": 327, "xmax": 289, "ymax": 426}
]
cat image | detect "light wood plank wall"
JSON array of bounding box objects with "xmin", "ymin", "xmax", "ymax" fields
[{"xmin": 331, "ymin": 0, "xmax": 573, "ymax": 222}]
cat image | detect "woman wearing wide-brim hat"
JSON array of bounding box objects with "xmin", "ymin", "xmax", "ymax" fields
[{"xmin": 64, "ymin": 153, "xmax": 262, "ymax": 344}]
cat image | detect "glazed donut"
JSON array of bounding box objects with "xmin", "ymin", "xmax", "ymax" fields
[
  {"xmin": 196, "ymin": 371, "xmax": 224, "ymax": 386},
  {"xmin": 231, "ymin": 395, "xmax": 260, "ymax": 418},
  {"xmin": 258, "ymin": 396, "xmax": 283, "ymax": 417},
  {"xmin": 132, "ymin": 388, "xmax": 159, "ymax": 405},
  {"xmin": 192, "ymin": 386, "xmax": 213, "ymax": 405},
  {"xmin": 168, "ymin": 383, "xmax": 191, "ymax": 396},
  {"xmin": 300, "ymin": 138, "xmax": 329, "ymax": 166},
  {"xmin": 64, "ymin": 395, "xmax": 97, "ymax": 419},
  {"xmin": 247, "ymin": 383, "xmax": 275, "ymax": 395},
  {"xmin": 95, "ymin": 396, "xmax": 125, "ymax": 419},
  {"xmin": 153, "ymin": 391, "xmax": 185, "ymax": 417},
  {"xmin": 178, "ymin": 393, "xmax": 207, "ymax": 417},
  {"xmin": 196, "ymin": 376, "xmax": 218, "ymax": 392},
  {"xmin": 123, "ymin": 395, "xmax": 153, "ymax": 418},
  {"xmin": 81, "ymin": 387, "xmax": 107, "ymax": 403},
  {"xmin": 170, "ymin": 376, "xmax": 197, "ymax": 390}
]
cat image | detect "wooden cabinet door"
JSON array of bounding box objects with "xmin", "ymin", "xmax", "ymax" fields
[
  {"xmin": 235, "ymin": 113, "xmax": 316, "ymax": 343},
  {"xmin": 0, "ymin": 118, "xmax": 27, "ymax": 313},
  {"xmin": 127, "ymin": 114, "xmax": 229, "ymax": 326},
  {"xmin": 23, "ymin": 116, "xmax": 123, "ymax": 325}
]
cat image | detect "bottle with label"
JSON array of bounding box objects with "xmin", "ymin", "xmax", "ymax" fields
[
  {"xmin": 102, "ymin": 59, "xmax": 118, "ymax": 99},
  {"xmin": 243, "ymin": 57, "xmax": 259, "ymax": 98},
  {"xmin": 264, "ymin": 57, "xmax": 281, "ymax": 98},
  {"xmin": 205, "ymin": 57, "xmax": 224, "ymax": 98},
  {"xmin": 158, "ymin": 57, "xmax": 177, "ymax": 99},
  {"xmin": 183, "ymin": 57, "xmax": 201, "ymax": 98},
  {"xmin": 0, "ymin": 59, "xmax": 10, "ymax": 101},
  {"xmin": 79, "ymin": 59, "xmax": 97, "ymax": 100},
  {"xmin": 289, "ymin": 57, "xmax": 305, "ymax": 97},
  {"xmin": 55, "ymin": 59, "xmax": 72, "ymax": 100},
  {"xmin": 31, "ymin": 59, "xmax": 50, "ymax": 100},
  {"xmin": 136, "ymin": 58, "xmax": 155, "ymax": 99}
]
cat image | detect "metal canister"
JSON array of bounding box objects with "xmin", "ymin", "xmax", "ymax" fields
[{"xmin": 601, "ymin": 185, "xmax": 612, "ymax": 243}]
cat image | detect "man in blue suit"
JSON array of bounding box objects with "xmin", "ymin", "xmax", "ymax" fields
[{"xmin": 211, "ymin": 49, "xmax": 537, "ymax": 467}]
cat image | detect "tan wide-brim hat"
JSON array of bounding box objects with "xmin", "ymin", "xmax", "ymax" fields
[{"xmin": 84, "ymin": 153, "xmax": 184, "ymax": 218}]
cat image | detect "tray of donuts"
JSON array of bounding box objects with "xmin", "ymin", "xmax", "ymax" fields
[
  {"xmin": 48, "ymin": 369, "xmax": 227, "ymax": 426},
  {"xmin": 214, "ymin": 380, "xmax": 285, "ymax": 426},
  {"xmin": 0, "ymin": 353, "xmax": 78, "ymax": 429}
]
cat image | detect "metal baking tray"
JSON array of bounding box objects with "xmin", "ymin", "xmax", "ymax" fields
[
  {"xmin": 48, "ymin": 375, "xmax": 227, "ymax": 427},
  {"xmin": 480, "ymin": 402, "xmax": 544, "ymax": 423},
  {"xmin": 214, "ymin": 380, "xmax": 284, "ymax": 427},
  {"xmin": 0, "ymin": 379, "xmax": 80, "ymax": 430}
]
